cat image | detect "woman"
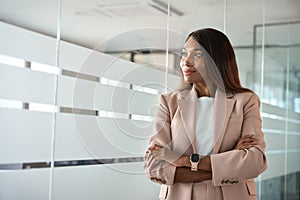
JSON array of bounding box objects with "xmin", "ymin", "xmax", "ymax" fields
[{"xmin": 144, "ymin": 28, "xmax": 267, "ymax": 200}]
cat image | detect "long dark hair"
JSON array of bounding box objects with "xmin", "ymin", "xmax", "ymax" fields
[{"xmin": 180, "ymin": 28, "xmax": 252, "ymax": 94}]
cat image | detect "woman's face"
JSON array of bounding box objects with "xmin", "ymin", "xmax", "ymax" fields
[{"xmin": 180, "ymin": 36, "xmax": 208, "ymax": 85}]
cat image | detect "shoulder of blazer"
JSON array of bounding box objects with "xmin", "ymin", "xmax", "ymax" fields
[
  {"xmin": 158, "ymin": 89, "xmax": 193, "ymax": 115},
  {"xmin": 231, "ymin": 92, "xmax": 260, "ymax": 106},
  {"xmin": 160, "ymin": 89, "xmax": 191, "ymax": 102}
]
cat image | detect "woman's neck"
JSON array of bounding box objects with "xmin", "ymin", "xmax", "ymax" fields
[{"xmin": 193, "ymin": 83, "xmax": 216, "ymax": 98}]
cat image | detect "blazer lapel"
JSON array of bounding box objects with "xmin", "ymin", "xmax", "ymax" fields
[
  {"xmin": 177, "ymin": 87, "xmax": 236, "ymax": 154},
  {"xmin": 178, "ymin": 87, "xmax": 198, "ymax": 153},
  {"xmin": 212, "ymin": 89, "xmax": 236, "ymax": 153}
]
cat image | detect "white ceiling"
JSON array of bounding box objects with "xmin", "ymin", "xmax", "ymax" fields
[{"xmin": 1, "ymin": 0, "xmax": 299, "ymax": 52}]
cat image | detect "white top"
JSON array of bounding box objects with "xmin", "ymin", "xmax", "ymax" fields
[{"xmin": 196, "ymin": 97, "xmax": 215, "ymax": 156}]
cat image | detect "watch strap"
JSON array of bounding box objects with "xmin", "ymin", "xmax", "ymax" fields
[{"xmin": 191, "ymin": 162, "xmax": 198, "ymax": 171}]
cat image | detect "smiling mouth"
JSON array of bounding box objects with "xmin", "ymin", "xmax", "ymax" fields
[{"xmin": 183, "ymin": 69, "xmax": 196, "ymax": 76}]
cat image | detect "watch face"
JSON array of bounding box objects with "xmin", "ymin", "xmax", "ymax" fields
[{"xmin": 191, "ymin": 154, "xmax": 200, "ymax": 162}]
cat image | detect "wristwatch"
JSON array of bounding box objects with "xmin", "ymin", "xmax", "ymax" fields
[{"xmin": 190, "ymin": 153, "xmax": 200, "ymax": 171}]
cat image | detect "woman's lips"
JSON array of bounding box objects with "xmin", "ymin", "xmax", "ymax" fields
[{"xmin": 183, "ymin": 69, "xmax": 196, "ymax": 76}]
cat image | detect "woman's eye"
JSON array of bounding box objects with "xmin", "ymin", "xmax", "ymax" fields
[
  {"xmin": 181, "ymin": 52, "xmax": 187, "ymax": 57},
  {"xmin": 194, "ymin": 53, "xmax": 202, "ymax": 58}
]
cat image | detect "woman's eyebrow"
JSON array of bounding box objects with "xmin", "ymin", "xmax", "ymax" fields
[{"xmin": 181, "ymin": 48, "xmax": 203, "ymax": 51}]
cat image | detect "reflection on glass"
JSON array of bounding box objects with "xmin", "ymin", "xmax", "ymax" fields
[{"xmin": 256, "ymin": 22, "xmax": 300, "ymax": 112}]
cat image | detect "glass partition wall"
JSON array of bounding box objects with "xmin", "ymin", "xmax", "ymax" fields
[
  {"xmin": 0, "ymin": 0, "xmax": 299, "ymax": 200},
  {"xmin": 255, "ymin": 21, "xmax": 300, "ymax": 200}
]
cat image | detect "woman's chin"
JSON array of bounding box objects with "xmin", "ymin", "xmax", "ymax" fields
[
  {"xmin": 184, "ymin": 80, "xmax": 193, "ymax": 84},
  {"xmin": 183, "ymin": 77, "xmax": 193, "ymax": 83}
]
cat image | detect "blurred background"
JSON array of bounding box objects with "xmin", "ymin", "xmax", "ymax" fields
[{"xmin": 0, "ymin": 0, "xmax": 299, "ymax": 199}]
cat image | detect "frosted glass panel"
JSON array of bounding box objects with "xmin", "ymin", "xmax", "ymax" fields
[
  {"xmin": 59, "ymin": 36, "xmax": 180, "ymax": 93},
  {"xmin": 263, "ymin": 133, "xmax": 285, "ymax": 151},
  {"xmin": 287, "ymin": 152, "xmax": 300, "ymax": 173},
  {"xmin": 0, "ymin": 169, "xmax": 50, "ymax": 200},
  {"xmin": 262, "ymin": 151, "xmax": 300, "ymax": 181},
  {"xmin": 0, "ymin": 108, "xmax": 53, "ymax": 163},
  {"xmin": 57, "ymin": 76, "xmax": 159, "ymax": 115},
  {"xmin": 262, "ymin": 103, "xmax": 288, "ymax": 117},
  {"xmin": 52, "ymin": 163, "xmax": 159, "ymax": 200},
  {"xmin": 103, "ymin": 60, "xmax": 178, "ymax": 92},
  {"xmin": 0, "ymin": 64, "xmax": 56, "ymax": 104},
  {"xmin": 57, "ymin": 76, "xmax": 98, "ymax": 110},
  {"xmin": 0, "ymin": 22, "xmax": 56, "ymax": 66},
  {"xmin": 59, "ymin": 41, "xmax": 115, "ymax": 76},
  {"xmin": 261, "ymin": 153, "xmax": 285, "ymax": 181},
  {"xmin": 287, "ymin": 135, "xmax": 300, "ymax": 149},
  {"xmin": 55, "ymin": 114, "xmax": 152, "ymax": 160},
  {"xmin": 262, "ymin": 118, "xmax": 286, "ymax": 131}
]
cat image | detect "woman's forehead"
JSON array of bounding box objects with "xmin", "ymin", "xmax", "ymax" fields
[{"xmin": 184, "ymin": 37, "xmax": 201, "ymax": 48}]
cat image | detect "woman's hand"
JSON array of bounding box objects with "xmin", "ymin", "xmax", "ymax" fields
[
  {"xmin": 234, "ymin": 134, "xmax": 259, "ymax": 150},
  {"xmin": 174, "ymin": 167, "xmax": 212, "ymax": 183},
  {"xmin": 147, "ymin": 144, "xmax": 189, "ymax": 167}
]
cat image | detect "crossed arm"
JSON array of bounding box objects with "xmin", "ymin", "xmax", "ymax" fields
[{"xmin": 147, "ymin": 135, "xmax": 259, "ymax": 183}]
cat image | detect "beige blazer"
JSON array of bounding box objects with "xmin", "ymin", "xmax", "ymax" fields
[{"xmin": 144, "ymin": 87, "xmax": 267, "ymax": 200}]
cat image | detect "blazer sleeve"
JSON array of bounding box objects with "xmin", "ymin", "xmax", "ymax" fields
[
  {"xmin": 210, "ymin": 93, "xmax": 267, "ymax": 187},
  {"xmin": 144, "ymin": 94, "xmax": 176, "ymax": 186}
]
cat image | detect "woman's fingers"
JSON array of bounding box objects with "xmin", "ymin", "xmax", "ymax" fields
[
  {"xmin": 235, "ymin": 134, "xmax": 259, "ymax": 150},
  {"xmin": 240, "ymin": 134, "xmax": 256, "ymax": 141},
  {"xmin": 240, "ymin": 135, "xmax": 258, "ymax": 143},
  {"xmin": 147, "ymin": 144, "xmax": 163, "ymax": 152}
]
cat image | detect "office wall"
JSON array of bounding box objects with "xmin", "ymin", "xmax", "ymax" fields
[{"xmin": 0, "ymin": 22, "xmax": 179, "ymax": 199}]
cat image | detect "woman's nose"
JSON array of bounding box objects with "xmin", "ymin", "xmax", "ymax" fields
[{"xmin": 181, "ymin": 56, "xmax": 193, "ymax": 67}]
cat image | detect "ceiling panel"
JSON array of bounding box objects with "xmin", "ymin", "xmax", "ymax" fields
[{"xmin": 0, "ymin": 0, "xmax": 299, "ymax": 53}]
